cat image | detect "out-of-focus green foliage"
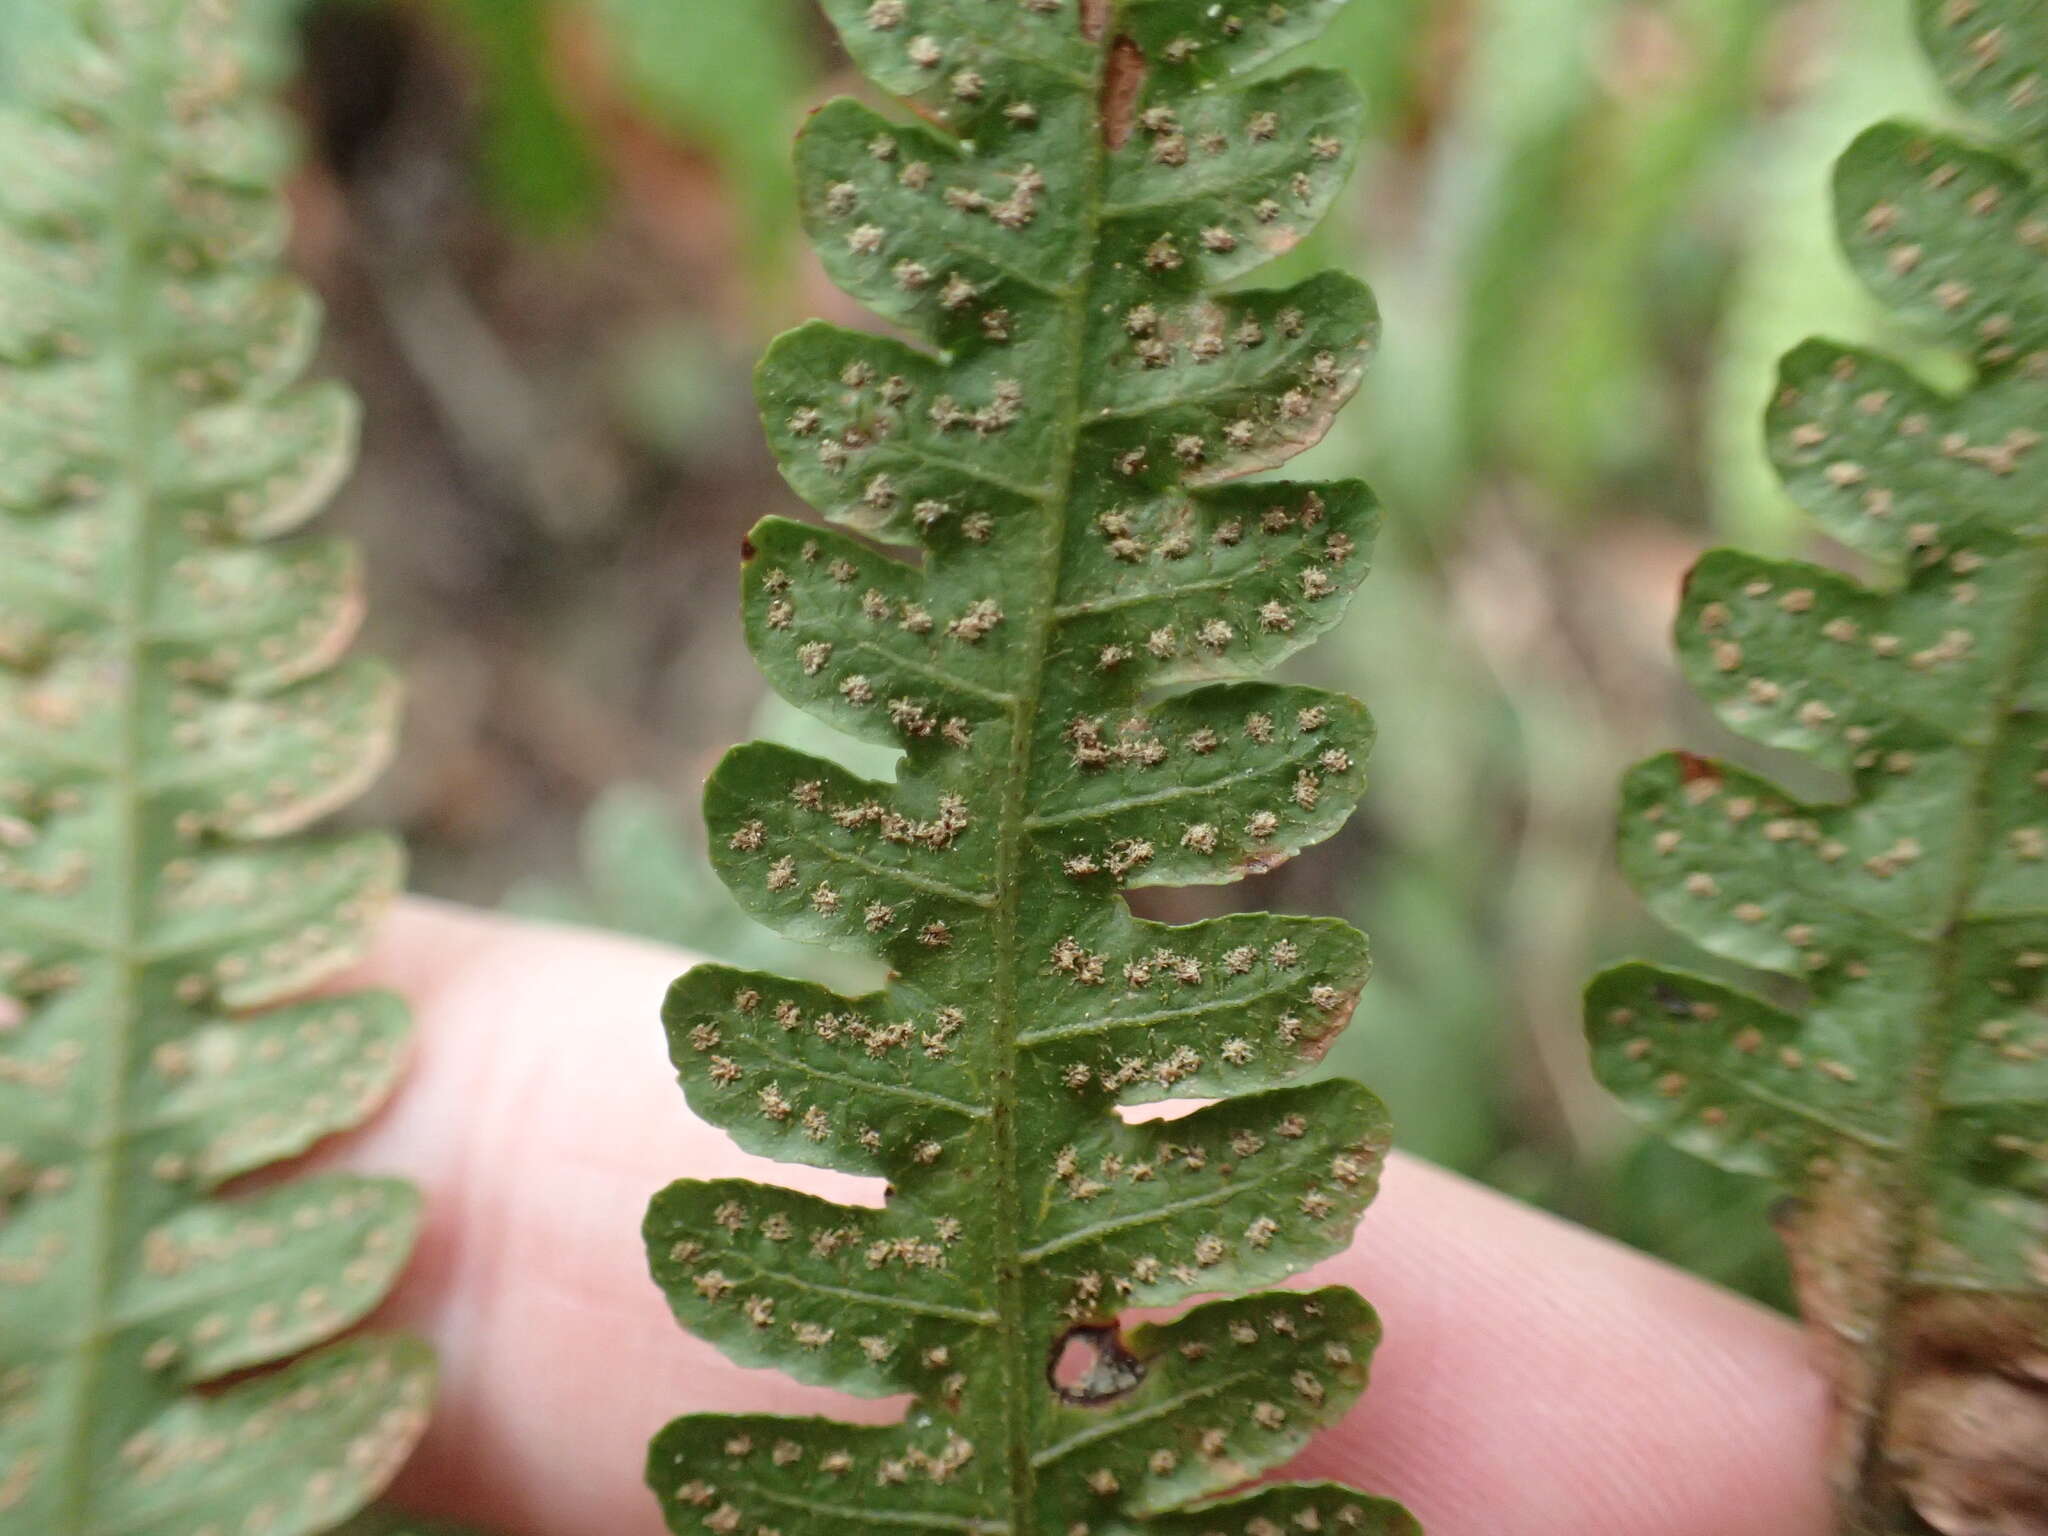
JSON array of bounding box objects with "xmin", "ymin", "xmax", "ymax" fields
[
  {"xmin": 1496, "ymin": 0, "xmax": 1776, "ymax": 503},
  {"xmin": 506, "ymin": 699, "xmax": 892, "ymax": 992},
  {"xmin": 1705, "ymin": 0, "xmax": 1948, "ymax": 553},
  {"xmin": 1378, "ymin": 0, "xmax": 1783, "ymax": 520},
  {"xmin": 1321, "ymin": 0, "xmax": 1426, "ymax": 138},
  {"xmin": 0, "ymin": 3, "xmax": 432, "ymax": 1533},
  {"xmin": 429, "ymin": 0, "xmax": 606, "ymax": 234},
  {"xmin": 1591, "ymin": 2, "xmax": 2048, "ymax": 1525},
  {"xmin": 1601, "ymin": 1140, "xmax": 1790, "ymax": 1308},
  {"xmin": 1362, "ymin": 0, "xmax": 1621, "ymax": 520},
  {"xmin": 590, "ymin": 0, "xmax": 811, "ymax": 286},
  {"xmin": 254, "ymin": 0, "xmax": 605, "ymax": 233},
  {"xmin": 507, "ymin": 782, "xmax": 765, "ymax": 951}
]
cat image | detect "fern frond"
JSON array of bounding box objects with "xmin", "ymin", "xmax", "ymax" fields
[
  {"xmin": 0, "ymin": 4, "xmax": 429, "ymax": 1533},
  {"xmin": 644, "ymin": 2, "xmax": 1415, "ymax": 1532},
  {"xmin": 1589, "ymin": 2, "xmax": 2048, "ymax": 1531}
]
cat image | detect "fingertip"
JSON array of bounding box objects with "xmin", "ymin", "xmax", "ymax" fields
[
  {"xmin": 336, "ymin": 911, "xmax": 1836, "ymax": 1536},
  {"xmin": 1291, "ymin": 1159, "xmax": 1833, "ymax": 1536}
]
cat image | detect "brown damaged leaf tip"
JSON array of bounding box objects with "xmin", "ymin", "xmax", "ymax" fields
[{"xmin": 1674, "ymin": 750, "xmax": 1719, "ymax": 785}]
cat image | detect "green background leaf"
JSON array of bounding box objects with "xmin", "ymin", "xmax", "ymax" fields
[
  {"xmin": 1589, "ymin": 2, "xmax": 2048, "ymax": 1529},
  {"xmin": 0, "ymin": 3, "xmax": 429, "ymax": 1532}
]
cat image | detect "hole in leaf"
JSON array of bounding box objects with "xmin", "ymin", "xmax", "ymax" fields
[
  {"xmin": 1237, "ymin": 847, "xmax": 1297, "ymax": 877},
  {"xmin": 1048, "ymin": 1324, "xmax": 1146, "ymax": 1406},
  {"xmin": 1115, "ymin": 1098, "xmax": 1214, "ymax": 1126}
]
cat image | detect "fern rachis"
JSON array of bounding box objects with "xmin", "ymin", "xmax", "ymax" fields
[
  {"xmin": 0, "ymin": 4, "xmax": 431, "ymax": 1533},
  {"xmin": 643, "ymin": 2, "xmax": 1414, "ymax": 1532}
]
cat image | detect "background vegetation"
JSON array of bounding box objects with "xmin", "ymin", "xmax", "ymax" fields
[{"xmin": 163, "ymin": 0, "xmax": 1969, "ymax": 1309}]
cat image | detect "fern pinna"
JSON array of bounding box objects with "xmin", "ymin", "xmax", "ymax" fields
[
  {"xmin": 647, "ymin": 2, "xmax": 1415, "ymax": 1533},
  {"xmin": 1587, "ymin": 2, "xmax": 2048, "ymax": 1532},
  {"xmin": 0, "ymin": 3, "xmax": 431, "ymax": 1533}
]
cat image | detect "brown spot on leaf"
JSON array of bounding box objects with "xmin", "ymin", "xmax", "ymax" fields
[
  {"xmin": 1079, "ymin": 0, "xmax": 1110, "ymax": 43},
  {"xmin": 1100, "ymin": 36, "xmax": 1145, "ymax": 150},
  {"xmin": 1675, "ymin": 751, "xmax": 1720, "ymax": 786},
  {"xmin": 1297, "ymin": 998, "xmax": 1356, "ymax": 1064},
  {"xmin": 1651, "ymin": 981, "xmax": 1694, "ymax": 1018},
  {"xmin": 741, "ymin": 537, "xmax": 758, "ymax": 562}
]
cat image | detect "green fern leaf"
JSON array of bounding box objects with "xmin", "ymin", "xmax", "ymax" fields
[
  {"xmin": 0, "ymin": 4, "xmax": 430, "ymax": 1532},
  {"xmin": 645, "ymin": 3, "xmax": 1415, "ymax": 1533},
  {"xmin": 1588, "ymin": 2, "xmax": 2048, "ymax": 1530}
]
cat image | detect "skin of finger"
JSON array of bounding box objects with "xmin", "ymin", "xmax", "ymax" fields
[{"xmin": 328, "ymin": 899, "xmax": 1833, "ymax": 1536}]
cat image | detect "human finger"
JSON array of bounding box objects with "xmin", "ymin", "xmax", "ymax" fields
[{"xmin": 332, "ymin": 900, "xmax": 1831, "ymax": 1536}]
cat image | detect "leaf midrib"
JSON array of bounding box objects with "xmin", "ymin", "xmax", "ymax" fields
[
  {"xmin": 59, "ymin": 15, "xmax": 168, "ymax": 1531},
  {"xmin": 978, "ymin": 16, "xmax": 1117, "ymax": 1530},
  {"xmin": 1850, "ymin": 529, "xmax": 2048, "ymax": 1527}
]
